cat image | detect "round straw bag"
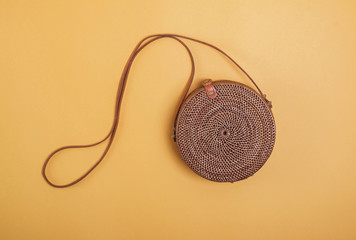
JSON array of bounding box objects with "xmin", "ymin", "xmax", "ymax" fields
[
  {"xmin": 42, "ymin": 34, "xmax": 276, "ymax": 188},
  {"xmin": 175, "ymin": 79, "xmax": 275, "ymax": 182}
]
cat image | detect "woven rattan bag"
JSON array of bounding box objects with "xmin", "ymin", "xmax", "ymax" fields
[{"xmin": 42, "ymin": 34, "xmax": 276, "ymax": 188}]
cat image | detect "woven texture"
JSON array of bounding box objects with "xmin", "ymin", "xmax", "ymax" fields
[{"xmin": 176, "ymin": 80, "xmax": 276, "ymax": 182}]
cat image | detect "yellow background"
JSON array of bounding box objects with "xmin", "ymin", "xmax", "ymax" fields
[{"xmin": 1, "ymin": 0, "xmax": 356, "ymax": 239}]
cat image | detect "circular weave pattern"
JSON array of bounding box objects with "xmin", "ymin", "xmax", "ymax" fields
[{"xmin": 175, "ymin": 80, "xmax": 276, "ymax": 182}]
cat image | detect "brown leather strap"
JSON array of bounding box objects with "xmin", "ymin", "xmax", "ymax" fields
[
  {"xmin": 202, "ymin": 79, "xmax": 217, "ymax": 99},
  {"xmin": 42, "ymin": 34, "xmax": 270, "ymax": 188}
]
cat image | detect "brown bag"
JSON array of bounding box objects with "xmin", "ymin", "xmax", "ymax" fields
[{"xmin": 42, "ymin": 34, "xmax": 276, "ymax": 188}]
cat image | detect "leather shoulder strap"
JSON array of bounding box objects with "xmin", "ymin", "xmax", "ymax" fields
[{"xmin": 42, "ymin": 34, "xmax": 270, "ymax": 188}]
